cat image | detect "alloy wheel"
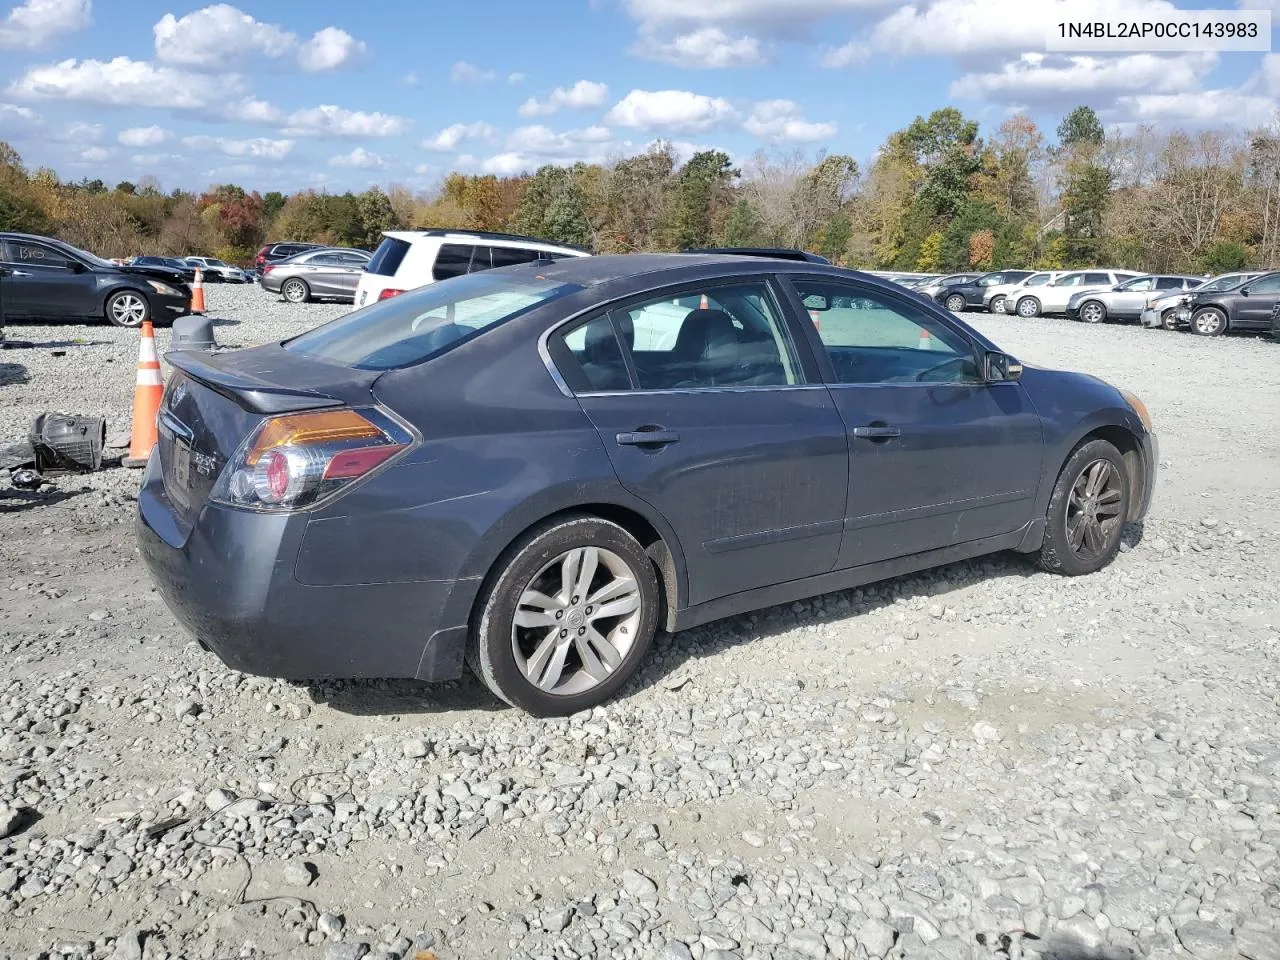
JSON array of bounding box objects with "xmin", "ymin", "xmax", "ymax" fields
[
  {"xmin": 1016, "ymin": 297, "xmax": 1039, "ymax": 318},
  {"xmin": 1192, "ymin": 309, "xmax": 1225, "ymax": 336},
  {"xmin": 1080, "ymin": 302, "xmax": 1105, "ymax": 323},
  {"xmin": 511, "ymin": 546, "xmax": 643, "ymax": 696},
  {"xmin": 990, "ymin": 296, "xmax": 1006, "ymax": 313},
  {"xmin": 945, "ymin": 294, "xmax": 966, "ymax": 312},
  {"xmin": 1066, "ymin": 459, "xmax": 1125, "ymax": 563},
  {"xmin": 283, "ymin": 280, "xmax": 307, "ymax": 303},
  {"xmin": 111, "ymin": 294, "xmax": 147, "ymax": 326}
]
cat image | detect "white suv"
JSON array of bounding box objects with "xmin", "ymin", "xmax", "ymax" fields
[
  {"xmin": 355, "ymin": 230, "xmax": 589, "ymax": 307},
  {"xmin": 1011, "ymin": 269, "xmax": 1141, "ymax": 318}
]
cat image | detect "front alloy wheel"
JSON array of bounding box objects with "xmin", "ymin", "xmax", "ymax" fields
[
  {"xmin": 1079, "ymin": 301, "xmax": 1107, "ymax": 324},
  {"xmin": 470, "ymin": 516, "xmax": 659, "ymax": 715},
  {"xmin": 106, "ymin": 291, "xmax": 149, "ymax": 328},
  {"xmin": 1016, "ymin": 296, "xmax": 1041, "ymax": 318},
  {"xmin": 1038, "ymin": 438, "xmax": 1130, "ymax": 576},
  {"xmin": 1190, "ymin": 308, "xmax": 1227, "ymax": 337},
  {"xmin": 989, "ymin": 296, "xmax": 1006, "ymax": 313}
]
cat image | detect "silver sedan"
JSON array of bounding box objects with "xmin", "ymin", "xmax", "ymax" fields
[{"xmin": 260, "ymin": 247, "xmax": 371, "ymax": 303}]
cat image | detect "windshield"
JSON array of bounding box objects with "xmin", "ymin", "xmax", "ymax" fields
[
  {"xmin": 1199, "ymin": 274, "xmax": 1252, "ymax": 292},
  {"xmin": 61, "ymin": 242, "xmax": 117, "ymax": 269},
  {"xmin": 286, "ymin": 271, "xmax": 583, "ymax": 370}
]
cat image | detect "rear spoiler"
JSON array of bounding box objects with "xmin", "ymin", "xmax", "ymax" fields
[{"xmin": 166, "ymin": 350, "xmax": 345, "ymax": 415}]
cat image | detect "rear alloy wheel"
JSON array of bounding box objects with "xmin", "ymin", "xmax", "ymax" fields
[
  {"xmin": 989, "ymin": 295, "xmax": 1006, "ymax": 314},
  {"xmin": 470, "ymin": 516, "xmax": 659, "ymax": 716},
  {"xmin": 1015, "ymin": 296, "xmax": 1041, "ymax": 318},
  {"xmin": 945, "ymin": 293, "xmax": 967, "ymax": 313},
  {"xmin": 1038, "ymin": 439, "xmax": 1130, "ymax": 577},
  {"xmin": 282, "ymin": 278, "xmax": 311, "ymax": 303},
  {"xmin": 105, "ymin": 290, "xmax": 150, "ymax": 328},
  {"xmin": 1078, "ymin": 300, "xmax": 1107, "ymax": 324},
  {"xmin": 1190, "ymin": 307, "xmax": 1227, "ymax": 337}
]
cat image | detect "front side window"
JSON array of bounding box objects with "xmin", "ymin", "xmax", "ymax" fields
[
  {"xmin": 1056, "ymin": 273, "xmax": 1086, "ymax": 287},
  {"xmin": 1117, "ymin": 277, "xmax": 1155, "ymax": 292},
  {"xmin": 287, "ymin": 271, "xmax": 582, "ymax": 370},
  {"xmin": 1024, "ymin": 273, "xmax": 1053, "ymax": 287},
  {"xmin": 790, "ymin": 279, "xmax": 981, "ymax": 385},
  {"xmin": 432, "ymin": 243, "xmax": 475, "ymax": 281},
  {"xmin": 1247, "ymin": 274, "xmax": 1280, "ymax": 294}
]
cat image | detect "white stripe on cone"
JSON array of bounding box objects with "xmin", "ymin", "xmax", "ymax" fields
[
  {"xmin": 138, "ymin": 337, "xmax": 159, "ymax": 364},
  {"xmin": 136, "ymin": 368, "xmax": 164, "ymax": 387}
]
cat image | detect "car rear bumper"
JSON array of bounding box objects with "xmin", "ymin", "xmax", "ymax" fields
[
  {"xmin": 135, "ymin": 453, "xmax": 469, "ymax": 682},
  {"xmin": 259, "ymin": 274, "xmax": 283, "ymax": 294}
]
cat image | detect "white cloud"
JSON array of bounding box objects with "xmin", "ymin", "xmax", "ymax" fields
[
  {"xmin": 519, "ymin": 80, "xmax": 609, "ymax": 117},
  {"xmin": 298, "ymin": 26, "xmax": 365, "ymax": 72},
  {"xmin": 8, "ymin": 57, "xmax": 236, "ymax": 108},
  {"xmin": 131, "ymin": 151, "xmax": 181, "ymax": 166},
  {"xmin": 227, "ymin": 97, "xmax": 281, "ymax": 123},
  {"xmin": 1115, "ymin": 90, "xmax": 1280, "ymax": 128},
  {"xmin": 605, "ymin": 89, "xmax": 736, "ymax": 132},
  {"xmin": 508, "ymin": 72, "xmax": 527, "ymax": 84},
  {"xmin": 481, "ymin": 125, "xmax": 618, "ymax": 174},
  {"xmin": 403, "ymin": 70, "xmax": 419, "ymax": 87},
  {"xmin": 1237, "ymin": 0, "xmax": 1280, "ymax": 12},
  {"xmin": 64, "ymin": 120, "xmax": 103, "ymax": 141},
  {"xmin": 422, "ymin": 121, "xmax": 497, "ymax": 151},
  {"xmin": 77, "ymin": 145, "xmax": 108, "ymax": 162},
  {"xmin": 450, "ymin": 60, "xmax": 495, "ymax": 83},
  {"xmin": 627, "ymin": 0, "xmax": 884, "ymax": 28},
  {"xmin": 414, "ymin": 162, "xmax": 432, "ymax": 174},
  {"xmin": 183, "ymin": 134, "xmax": 295, "ymax": 159},
  {"xmin": 633, "ymin": 27, "xmax": 765, "ymax": 68},
  {"xmin": 0, "ymin": 102, "xmax": 41, "ymax": 132},
  {"xmin": 1249, "ymin": 53, "xmax": 1280, "ymax": 97},
  {"xmin": 154, "ymin": 4, "xmax": 293, "ymax": 68},
  {"xmin": 950, "ymin": 52, "xmax": 1217, "ymax": 102},
  {"xmin": 118, "ymin": 124, "xmax": 168, "ymax": 147},
  {"xmin": 0, "ymin": 0, "xmax": 90, "ymax": 50},
  {"xmin": 481, "ymin": 153, "xmax": 528, "ymax": 176},
  {"xmin": 282, "ymin": 104, "xmax": 411, "ymax": 137},
  {"xmin": 329, "ymin": 146, "xmax": 384, "ymax": 168},
  {"xmin": 743, "ymin": 99, "xmax": 836, "ymax": 142}
]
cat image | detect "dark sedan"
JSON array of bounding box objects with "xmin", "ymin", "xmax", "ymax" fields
[
  {"xmin": 132, "ymin": 255, "xmax": 197, "ymax": 284},
  {"xmin": 137, "ymin": 255, "xmax": 1157, "ymax": 715},
  {"xmin": 936, "ymin": 270, "xmax": 1035, "ymax": 312},
  {"xmin": 1, "ymin": 233, "xmax": 191, "ymax": 327},
  {"xmin": 1181, "ymin": 271, "xmax": 1280, "ymax": 336}
]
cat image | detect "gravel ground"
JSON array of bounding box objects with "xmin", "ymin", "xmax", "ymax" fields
[{"xmin": 1, "ymin": 284, "xmax": 1279, "ymax": 960}]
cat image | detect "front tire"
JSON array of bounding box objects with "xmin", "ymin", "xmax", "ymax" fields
[
  {"xmin": 1160, "ymin": 309, "xmax": 1179, "ymax": 331},
  {"xmin": 1190, "ymin": 307, "xmax": 1227, "ymax": 337},
  {"xmin": 470, "ymin": 516, "xmax": 660, "ymax": 716},
  {"xmin": 282, "ymin": 278, "xmax": 310, "ymax": 303},
  {"xmin": 1015, "ymin": 296, "xmax": 1041, "ymax": 318},
  {"xmin": 105, "ymin": 290, "xmax": 150, "ymax": 328},
  {"xmin": 989, "ymin": 295, "xmax": 1006, "ymax": 314},
  {"xmin": 1078, "ymin": 300, "xmax": 1107, "ymax": 324},
  {"xmin": 945, "ymin": 293, "xmax": 966, "ymax": 313},
  {"xmin": 1038, "ymin": 439, "xmax": 1130, "ymax": 577}
]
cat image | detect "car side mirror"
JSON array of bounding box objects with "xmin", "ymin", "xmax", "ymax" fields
[
  {"xmin": 69, "ymin": 261, "xmax": 87, "ymax": 273},
  {"xmin": 801, "ymin": 293, "xmax": 830, "ymax": 312},
  {"xmin": 1240, "ymin": 287, "xmax": 1250, "ymax": 296},
  {"xmin": 984, "ymin": 351, "xmax": 1022, "ymax": 383}
]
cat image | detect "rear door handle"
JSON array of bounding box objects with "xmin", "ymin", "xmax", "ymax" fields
[
  {"xmin": 616, "ymin": 429, "xmax": 680, "ymax": 447},
  {"xmin": 852, "ymin": 425, "xmax": 901, "ymax": 440}
]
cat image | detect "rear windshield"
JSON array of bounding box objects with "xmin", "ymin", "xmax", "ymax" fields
[
  {"xmin": 367, "ymin": 236, "xmax": 411, "ymax": 277},
  {"xmin": 285, "ymin": 271, "xmax": 583, "ymax": 370}
]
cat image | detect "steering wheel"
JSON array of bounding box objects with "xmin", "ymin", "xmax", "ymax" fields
[{"xmin": 913, "ymin": 356, "xmax": 972, "ymax": 382}]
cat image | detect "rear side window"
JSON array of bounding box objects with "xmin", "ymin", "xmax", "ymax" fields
[
  {"xmin": 490, "ymin": 246, "xmax": 543, "ymax": 268},
  {"xmin": 367, "ymin": 237, "xmax": 411, "ymax": 277},
  {"xmin": 13, "ymin": 241, "xmax": 74, "ymax": 268},
  {"xmin": 560, "ymin": 315, "xmax": 630, "ymax": 392},
  {"xmin": 1155, "ymin": 277, "xmax": 1185, "ymax": 290},
  {"xmin": 432, "ymin": 244, "xmax": 475, "ymax": 281},
  {"xmin": 1084, "ymin": 273, "xmax": 1111, "ymax": 284}
]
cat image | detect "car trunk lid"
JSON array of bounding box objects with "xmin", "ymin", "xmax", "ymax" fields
[{"xmin": 158, "ymin": 343, "xmax": 381, "ymax": 522}]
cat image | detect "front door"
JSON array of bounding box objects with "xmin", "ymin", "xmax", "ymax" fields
[
  {"xmin": 1105, "ymin": 276, "xmax": 1156, "ymax": 317},
  {"xmin": 550, "ymin": 280, "xmax": 849, "ymax": 606},
  {"xmin": 0, "ymin": 239, "xmax": 89, "ymax": 318},
  {"xmin": 782, "ymin": 277, "xmax": 1045, "ymax": 570},
  {"xmin": 1238, "ymin": 274, "xmax": 1280, "ymax": 327}
]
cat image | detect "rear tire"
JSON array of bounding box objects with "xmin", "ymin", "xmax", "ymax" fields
[
  {"xmin": 1190, "ymin": 307, "xmax": 1227, "ymax": 337},
  {"xmin": 1015, "ymin": 296, "xmax": 1041, "ymax": 318},
  {"xmin": 282, "ymin": 278, "xmax": 310, "ymax": 304},
  {"xmin": 469, "ymin": 516, "xmax": 660, "ymax": 716},
  {"xmin": 105, "ymin": 290, "xmax": 150, "ymax": 328},
  {"xmin": 1038, "ymin": 439, "xmax": 1130, "ymax": 577}
]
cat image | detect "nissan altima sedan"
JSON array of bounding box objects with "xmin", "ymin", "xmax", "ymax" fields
[{"xmin": 137, "ymin": 254, "xmax": 1157, "ymax": 716}]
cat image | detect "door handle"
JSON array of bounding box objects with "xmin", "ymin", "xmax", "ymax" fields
[
  {"xmin": 616, "ymin": 428, "xmax": 680, "ymax": 447},
  {"xmin": 852, "ymin": 425, "xmax": 901, "ymax": 441}
]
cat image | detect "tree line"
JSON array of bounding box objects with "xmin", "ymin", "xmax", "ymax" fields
[{"xmin": 2, "ymin": 105, "xmax": 1278, "ymax": 274}]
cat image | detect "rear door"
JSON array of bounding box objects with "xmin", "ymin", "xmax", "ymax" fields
[
  {"xmin": 0, "ymin": 238, "xmax": 91, "ymax": 318},
  {"xmin": 1106, "ymin": 276, "xmax": 1156, "ymax": 317},
  {"xmin": 1237, "ymin": 273, "xmax": 1280, "ymax": 327},
  {"xmin": 302, "ymin": 252, "xmax": 345, "ymax": 296},
  {"xmin": 781, "ymin": 276, "xmax": 1044, "ymax": 569},
  {"xmin": 549, "ymin": 278, "xmax": 849, "ymax": 606}
]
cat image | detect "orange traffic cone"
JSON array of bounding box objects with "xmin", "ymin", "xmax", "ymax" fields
[
  {"xmin": 122, "ymin": 321, "xmax": 164, "ymax": 468},
  {"xmin": 918, "ymin": 328, "xmax": 934, "ymax": 350},
  {"xmin": 190, "ymin": 268, "xmax": 206, "ymax": 315},
  {"xmin": 699, "ymin": 293, "xmax": 709, "ymax": 309},
  {"xmin": 809, "ymin": 309, "xmax": 822, "ymax": 331}
]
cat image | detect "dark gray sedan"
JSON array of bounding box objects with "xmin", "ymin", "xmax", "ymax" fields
[
  {"xmin": 260, "ymin": 247, "xmax": 370, "ymax": 303},
  {"xmin": 137, "ymin": 254, "xmax": 1157, "ymax": 715}
]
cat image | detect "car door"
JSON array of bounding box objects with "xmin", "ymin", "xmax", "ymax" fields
[
  {"xmin": 781, "ymin": 276, "xmax": 1044, "ymax": 569},
  {"xmin": 1236, "ymin": 273, "xmax": 1280, "ymax": 327},
  {"xmin": 1, "ymin": 238, "xmax": 91, "ymax": 317},
  {"xmin": 331, "ymin": 252, "xmax": 369, "ymax": 295},
  {"xmin": 302, "ymin": 252, "xmax": 344, "ymax": 296},
  {"xmin": 549, "ymin": 278, "xmax": 849, "ymax": 606},
  {"xmin": 1106, "ymin": 276, "xmax": 1156, "ymax": 317}
]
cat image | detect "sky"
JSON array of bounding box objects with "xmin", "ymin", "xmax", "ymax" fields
[{"xmin": 0, "ymin": 0, "xmax": 1277, "ymax": 194}]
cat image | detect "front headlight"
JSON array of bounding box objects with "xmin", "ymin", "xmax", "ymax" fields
[
  {"xmin": 1120, "ymin": 390, "xmax": 1152, "ymax": 432},
  {"xmin": 146, "ymin": 280, "xmax": 179, "ymax": 296}
]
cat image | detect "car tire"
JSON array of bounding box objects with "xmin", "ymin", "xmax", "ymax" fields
[
  {"xmin": 1160, "ymin": 309, "xmax": 1179, "ymax": 331},
  {"xmin": 282, "ymin": 279, "xmax": 311, "ymax": 304},
  {"xmin": 1015, "ymin": 296, "xmax": 1041, "ymax": 318},
  {"xmin": 469, "ymin": 515, "xmax": 660, "ymax": 716},
  {"xmin": 1078, "ymin": 300, "xmax": 1107, "ymax": 324},
  {"xmin": 105, "ymin": 290, "xmax": 151, "ymax": 328},
  {"xmin": 944, "ymin": 293, "xmax": 967, "ymax": 313},
  {"xmin": 1190, "ymin": 307, "xmax": 1227, "ymax": 337},
  {"xmin": 989, "ymin": 295, "xmax": 1006, "ymax": 314},
  {"xmin": 1038, "ymin": 438, "xmax": 1130, "ymax": 577}
]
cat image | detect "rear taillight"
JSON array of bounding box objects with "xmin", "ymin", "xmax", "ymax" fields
[
  {"xmin": 210, "ymin": 408, "xmax": 414, "ymax": 512},
  {"xmin": 262, "ymin": 264, "xmax": 274, "ymax": 275},
  {"xmin": 378, "ymin": 288, "xmax": 406, "ymax": 300}
]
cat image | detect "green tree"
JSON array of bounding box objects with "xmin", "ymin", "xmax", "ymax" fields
[
  {"xmin": 511, "ymin": 165, "xmax": 593, "ymax": 248},
  {"xmin": 1057, "ymin": 106, "xmax": 1105, "ymax": 149},
  {"xmin": 721, "ymin": 198, "xmax": 763, "ymax": 246},
  {"xmin": 1199, "ymin": 240, "xmax": 1249, "ymax": 273},
  {"xmin": 916, "ymin": 231, "xmax": 943, "ymax": 271},
  {"xmin": 356, "ymin": 186, "xmax": 401, "ymax": 248},
  {"xmin": 903, "ymin": 108, "xmax": 982, "ymax": 218},
  {"xmin": 815, "ymin": 213, "xmax": 852, "ymax": 263},
  {"xmin": 262, "ymin": 191, "xmax": 286, "ymax": 222},
  {"xmin": 672, "ymin": 150, "xmax": 736, "ymax": 249}
]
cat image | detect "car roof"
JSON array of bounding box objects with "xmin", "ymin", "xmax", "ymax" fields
[{"xmin": 384, "ymin": 229, "xmax": 588, "ymax": 255}]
